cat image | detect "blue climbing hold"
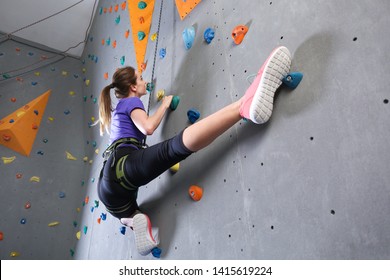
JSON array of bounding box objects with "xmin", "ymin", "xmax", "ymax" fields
[
  {"xmin": 138, "ymin": 1, "xmax": 147, "ymax": 9},
  {"xmin": 120, "ymin": 56, "xmax": 125, "ymax": 66},
  {"xmin": 182, "ymin": 26, "xmax": 195, "ymax": 50},
  {"xmin": 138, "ymin": 31, "xmax": 146, "ymax": 41},
  {"xmin": 204, "ymin": 27, "xmax": 215, "ymax": 44},
  {"xmin": 282, "ymin": 72, "xmax": 303, "ymax": 89},
  {"xmin": 151, "ymin": 247, "xmax": 162, "ymax": 258},
  {"xmin": 100, "ymin": 213, "xmax": 107, "ymax": 221},
  {"xmin": 115, "ymin": 15, "xmax": 121, "ymax": 25},
  {"xmin": 187, "ymin": 108, "xmax": 200, "ymax": 124},
  {"xmin": 159, "ymin": 48, "xmax": 166, "ymax": 59},
  {"xmin": 146, "ymin": 82, "xmax": 154, "ymax": 92},
  {"xmin": 120, "ymin": 226, "xmax": 126, "ymax": 235}
]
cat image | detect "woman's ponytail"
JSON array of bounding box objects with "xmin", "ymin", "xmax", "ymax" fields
[{"xmin": 99, "ymin": 84, "xmax": 113, "ymax": 136}]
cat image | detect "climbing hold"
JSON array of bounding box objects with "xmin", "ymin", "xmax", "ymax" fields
[
  {"xmin": 76, "ymin": 231, "xmax": 81, "ymax": 240},
  {"xmin": 16, "ymin": 173, "xmax": 22, "ymax": 179},
  {"xmin": 125, "ymin": 29, "xmax": 130, "ymax": 38},
  {"xmin": 32, "ymin": 123, "xmax": 38, "ymax": 129},
  {"xmin": 141, "ymin": 61, "xmax": 147, "ymax": 72},
  {"xmin": 138, "ymin": 31, "xmax": 146, "ymax": 41},
  {"xmin": 10, "ymin": 97, "xmax": 16, "ymax": 102},
  {"xmin": 85, "ymin": 79, "xmax": 90, "ymax": 86},
  {"xmin": 121, "ymin": 2, "xmax": 127, "ymax": 10},
  {"xmin": 112, "ymin": 40, "xmax": 117, "ymax": 48},
  {"xmin": 187, "ymin": 108, "xmax": 200, "ymax": 124},
  {"xmin": 37, "ymin": 150, "xmax": 44, "ymax": 155},
  {"xmin": 59, "ymin": 192, "xmax": 66, "ymax": 198},
  {"xmin": 188, "ymin": 185, "xmax": 203, "ymax": 201},
  {"xmin": 204, "ymin": 27, "xmax": 215, "ymax": 44},
  {"xmin": 104, "ymin": 72, "xmax": 109, "ymax": 80},
  {"xmin": 64, "ymin": 109, "xmax": 70, "ymax": 115},
  {"xmin": 24, "ymin": 202, "xmax": 31, "ymax": 209},
  {"xmin": 94, "ymin": 200, "xmax": 99, "ymax": 208},
  {"xmin": 90, "ymin": 206, "xmax": 95, "ymax": 213},
  {"xmin": 0, "ymin": 231, "xmax": 3, "ymax": 240},
  {"xmin": 62, "ymin": 71, "xmax": 68, "ymax": 76},
  {"xmin": 150, "ymin": 33, "xmax": 158, "ymax": 41},
  {"xmin": 34, "ymin": 72, "xmax": 40, "ymax": 76},
  {"xmin": 70, "ymin": 249, "xmax": 75, "ymax": 257},
  {"xmin": 97, "ymin": 217, "xmax": 101, "ymax": 224},
  {"xmin": 83, "ymin": 226, "xmax": 88, "ymax": 234},
  {"xmin": 20, "ymin": 218, "xmax": 26, "ymax": 224},
  {"xmin": 156, "ymin": 90, "xmax": 165, "ymax": 101},
  {"xmin": 101, "ymin": 213, "xmax": 107, "ymax": 221},
  {"xmin": 48, "ymin": 117, "xmax": 54, "ymax": 122},
  {"xmin": 182, "ymin": 26, "xmax": 196, "ymax": 50},
  {"xmin": 43, "ymin": 138, "xmax": 48, "ymax": 143},
  {"xmin": 10, "ymin": 251, "xmax": 20, "ymax": 257},
  {"xmin": 120, "ymin": 56, "xmax": 125, "ymax": 65},
  {"xmin": 69, "ymin": 91, "xmax": 76, "ymax": 96},
  {"xmin": 115, "ymin": 15, "xmax": 121, "ymax": 24},
  {"xmin": 151, "ymin": 247, "xmax": 162, "ymax": 258},
  {"xmin": 120, "ymin": 226, "xmax": 126, "ymax": 235},
  {"xmin": 34, "ymin": 110, "xmax": 39, "ymax": 115},
  {"xmin": 29, "ymin": 176, "xmax": 40, "ymax": 183},
  {"xmin": 31, "ymin": 81, "xmax": 38, "ymax": 86},
  {"xmin": 83, "ymin": 156, "xmax": 88, "ymax": 162},
  {"xmin": 146, "ymin": 82, "xmax": 154, "ymax": 92},
  {"xmin": 138, "ymin": 1, "xmax": 147, "ymax": 9},
  {"xmin": 139, "ymin": 16, "xmax": 145, "ymax": 24},
  {"xmin": 48, "ymin": 221, "xmax": 60, "ymax": 227},
  {"xmin": 66, "ymin": 151, "xmax": 77, "ymax": 160},
  {"xmin": 170, "ymin": 96, "xmax": 180, "ymax": 110},
  {"xmin": 159, "ymin": 48, "xmax": 166, "ymax": 59},
  {"xmin": 232, "ymin": 25, "xmax": 249, "ymax": 45},
  {"xmin": 170, "ymin": 162, "xmax": 180, "ymax": 173},
  {"xmin": 2, "ymin": 135, "xmax": 11, "ymax": 142},
  {"xmin": 282, "ymin": 72, "xmax": 303, "ymax": 89},
  {"xmin": 106, "ymin": 37, "xmax": 111, "ymax": 46}
]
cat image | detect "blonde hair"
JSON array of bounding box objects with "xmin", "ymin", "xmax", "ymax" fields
[{"xmin": 98, "ymin": 66, "xmax": 137, "ymax": 135}]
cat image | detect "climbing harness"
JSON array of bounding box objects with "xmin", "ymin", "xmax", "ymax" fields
[{"xmin": 102, "ymin": 137, "xmax": 146, "ymax": 191}]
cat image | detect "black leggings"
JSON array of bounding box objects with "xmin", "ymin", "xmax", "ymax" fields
[{"xmin": 97, "ymin": 130, "xmax": 193, "ymax": 219}]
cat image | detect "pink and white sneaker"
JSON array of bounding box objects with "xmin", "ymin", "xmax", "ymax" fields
[
  {"xmin": 133, "ymin": 213, "xmax": 159, "ymax": 255},
  {"xmin": 240, "ymin": 46, "xmax": 291, "ymax": 124}
]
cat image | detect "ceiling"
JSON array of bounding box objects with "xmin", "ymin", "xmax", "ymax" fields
[{"xmin": 0, "ymin": 0, "xmax": 99, "ymax": 57}]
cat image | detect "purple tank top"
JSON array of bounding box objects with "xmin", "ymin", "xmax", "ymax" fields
[{"xmin": 110, "ymin": 97, "xmax": 146, "ymax": 144}]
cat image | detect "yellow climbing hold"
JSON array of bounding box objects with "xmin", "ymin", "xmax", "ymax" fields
[
  {"xmin": 69, "ymin": 91, "xmax": 76, "ymax": 96},
  {"xmin": 150, "ymin": 33, "xmax": 157, "ymax": 41},
  {"xmin": 2, "ymin": 156, "xmax": 16, "ymax": 164},
  {"xmin": 95, "ymin": 149, "xmax": 99, "ymax": 154},
  {"xmin": 10, "ymin": 251, "xmax": 20, "ymax": 257},
  {"xmin": 156, "ymin": 89, "xmax": 165, "ymax": 101},
  {"xmin": 48, "ymin": 221, "xmax": 60, "ymax": 227},
  {"xmin": 85, "ymin": 79, "xmax": 90, "ymax": 86},
  {"xmin": 76, "ymin": 207, "xmax": 81, "ymax": 212},
  {"xmin": 82, "ymin": 68, "xmax": 86, "ymax": 73},
  {"xmin": 34, "ymin": 72, "xmax": 41, "ymax": 76},
  {"xmin": 29, "ymin": 176, "xmax": 40, "ymax": 183},
  {"xmin": 66, "ymin": 151, "xmax": 77, "ymax": 160},
  {"xmin": 62, "ymin": 71, "xmax": 68, "ymax": 76},
  {"xmin": 48, "ymin": 117, "xmax": 54, "ymax": 122},
  {"xmin": 170, "ymin": 162, "xmax": 180, "ymax": 173},
  {"xmin": 76, "ymin": 231, "xmax": 81, "ymax": 240},
  {"xmin": 83, "ymin": 156, "xmax": 88, "ymax": 162}
]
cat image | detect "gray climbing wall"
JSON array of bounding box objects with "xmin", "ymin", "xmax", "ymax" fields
[
  {"xmin": 75, "ymin": 0, "xmax": 390, "ymax": 260},
  {"xmin": 0, "ymin": 37, "xmax": 86, "ymax": 259},
  {"xmin": 1, "ymin": 0, "xmax": 390, "ymax": 260}
]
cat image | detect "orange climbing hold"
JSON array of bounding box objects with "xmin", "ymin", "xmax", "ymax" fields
[
  {"xmin": 232, "ymin": 25, "xmax": 249, "ymax": 45},
  {"xmin": 121, "ymin": 2, "xmax": 126, "ymax": 10},
  {"xmin": 175, "ymin": 0, "xmax": 202, "ymax": 20},
  {"xmin": 125, "ymin": 29, "xmax": 130, "ymax": 38},
  {"xmin": 128, "ymin": 0, "xmax": 155, "ymax": 73},
  {"xmin": 188, "ymin": 185, "xmax": 203, "ymax": 201},
  {"xmin": 104, "ymin": 72, "xmax": 109, "ymax": 80},
  {"xmin": 0, "ymin": 90, "xmax": 51, "ymax": 156},
  {"xmin": 115, "ymin": 4, "xmax": 119, "ymax": 12}
]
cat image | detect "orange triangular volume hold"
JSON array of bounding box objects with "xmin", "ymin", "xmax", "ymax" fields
[
  {"xmin": 175, "ymin": 0, "xmax": 202, "ymax": 20},
  {"xmin": 128, "ymin": 0, "xmax": 155, "ymax": 73},
  {"xmin": 0, "ymin": 90, "xmax": 51, "ymax": 156}
]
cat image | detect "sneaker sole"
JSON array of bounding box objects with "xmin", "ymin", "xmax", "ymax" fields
[
  {"xmin": 133, "ymin": 214, "xmax": 158, "ymax": 256},
  {"xmin": 250, "ymin": 46, "xmax": 291, "ymax": 124}
]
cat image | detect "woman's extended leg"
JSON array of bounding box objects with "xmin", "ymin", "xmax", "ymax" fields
[{"xmin": 182, "ymin": 100, "xmax": 242, "ymax": 152}]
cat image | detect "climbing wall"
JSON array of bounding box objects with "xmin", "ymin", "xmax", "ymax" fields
[
  {"xmin": 2, "ymin": 0, "xmax": 390, "ymax": 260},
  {"xmin": 73, "ymin": 0, "xmax": 390, "ymax": 260},
  {"xmin": 0, "ymin": 38, "xmax": 87, "ymax": 259}
]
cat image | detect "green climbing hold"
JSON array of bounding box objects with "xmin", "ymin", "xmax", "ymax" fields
[
  {"xmin": 138, "ymin": 31, "xmax": 146, "ymax": 41},
  {"xmin": 170, "ymin": 96, "xmax": 180, "ymax": 111},
  {"xmin": 138, "ymin": 1, "xmax": 147, "ymax": 9}
]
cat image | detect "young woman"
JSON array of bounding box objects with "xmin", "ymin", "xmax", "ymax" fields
[{"xmin": 97, "ymin": 46, "xmax": 292, "ymax": 256}]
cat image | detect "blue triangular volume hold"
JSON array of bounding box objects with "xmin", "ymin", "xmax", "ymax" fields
[{"xmin": 282, "ymin": 72, "xmax": 303, "ymax": 89}]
